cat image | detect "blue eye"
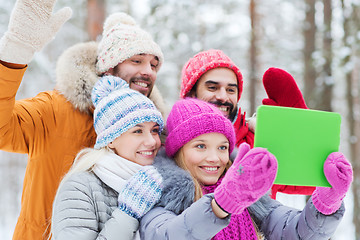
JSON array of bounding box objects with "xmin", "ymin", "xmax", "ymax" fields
[
  {"xmin": 196, "ymin": 144, "xmax": 205, "ymax": 149},
  {"xmin": 219, "ymin": 145, "xmax": 228, "ymax": 150}
]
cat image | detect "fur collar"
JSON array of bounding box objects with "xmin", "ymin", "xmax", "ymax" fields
[
  {"xmin": 55, "ymin": 41, "xmax": 168, "ymax": 118},
  {"xmin": 153, "ymin": 149, "xmax": 195, "ymax": 214}
]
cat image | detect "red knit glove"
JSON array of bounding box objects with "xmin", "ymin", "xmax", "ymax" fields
[
  {"xmin": 262, "ymin": 67, "xmax": 308, "ymax": 109},
  {"xmin": 214, "ymin": 143, "xmax": 277, "ymax": 214},
  {"xmin": 233, "ymin": 110, "xmax": 254, "ymax": 148}
]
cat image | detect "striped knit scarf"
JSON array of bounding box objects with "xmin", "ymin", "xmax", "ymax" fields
[{"xmin": 202, "ymin": 176, "xmax": 258, "ymax": 240}]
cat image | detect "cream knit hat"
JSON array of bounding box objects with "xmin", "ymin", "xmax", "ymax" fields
[{"xmin": 96, "ymin": 12, "xmax": 164, "ymax": 75}]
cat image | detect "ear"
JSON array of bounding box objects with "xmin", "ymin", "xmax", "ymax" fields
[
  {"xmin": 104, "ymin": 67, "xmax": 115, "ymax": 76},
  {"xmin": 108, "ymin": 142, "xmax": 114, "ymax": 149},
  {"xmin": 188, "ymin": 88, "xmax": 197, "ymax": 98}
]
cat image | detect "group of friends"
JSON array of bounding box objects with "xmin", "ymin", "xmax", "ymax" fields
[{"xmin": 0, "ymin": 0, "xmax": 354, "ymax": 239}]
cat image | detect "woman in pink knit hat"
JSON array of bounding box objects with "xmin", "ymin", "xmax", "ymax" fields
[{"xmin": 119, "ymin": 98, "xmax": 352, "ymax": 239}]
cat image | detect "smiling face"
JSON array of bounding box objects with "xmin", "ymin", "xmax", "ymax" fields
[
  {"xmin": 108, "ymin": 122, "xmax": 161, "ymax": 166},
  {"xmin": 106, "ymin": 54, "xmax": 159, "ymax": 97},
  {"xmin": 189, "ymin": 68, "xmax": 239, "ymax": 121},
  {"xmin": 178, "ymin": 132, "xmax": 230, "ymax": 185}
]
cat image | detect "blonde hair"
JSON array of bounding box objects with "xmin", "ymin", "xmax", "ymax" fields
[
  {"xmin": 173, "ymin": 147, "xmax": 263, "ymax": 240},
  {"xmin": 174, "ymin": 148, "xmax": 231, "ymax": 201},
  {"xmin": 174, "ymin": 150, "xmax": 203, "ymax": 201},
  {"xmin": 49, "ymin": 147, "xmax": 113, "ymax": 239}
]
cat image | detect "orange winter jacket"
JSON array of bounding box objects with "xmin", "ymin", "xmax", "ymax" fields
[{"xmin": 0, "ymin": 64, "xmax": 97, "ymax": 239}]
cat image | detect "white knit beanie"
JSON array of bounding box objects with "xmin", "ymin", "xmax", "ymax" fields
[{"xmin": 96, "ymin": 12, "xmax": 164, "ymax": 75}]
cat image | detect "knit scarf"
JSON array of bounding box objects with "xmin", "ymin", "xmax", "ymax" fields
[
  {"xmin": 92, "ymin": 151, "xmax": 142, "ymax": 240},
  {"xmin": 202, "ymin": 176, "xmax": 258, "ymax": 240},
  {"xmin": 92, "ymin": 151, "xmax": 142, "ymax": 193}
]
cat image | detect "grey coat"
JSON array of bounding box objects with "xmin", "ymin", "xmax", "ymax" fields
[
  {"xmin": 52, "ymin": 171, "xmax": 139, "ymax": 240},
  {"xmin": 140, "ymin": 152, "xmax": 345, "ymax": 240}
]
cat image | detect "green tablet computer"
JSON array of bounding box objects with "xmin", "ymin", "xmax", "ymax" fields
[{"xmin": 254, "ymin": 105, "xmax": 341, "ymax": 187}]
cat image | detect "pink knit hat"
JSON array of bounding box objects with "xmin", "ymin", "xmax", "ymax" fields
[
  {"xmin": 180, "ymin": 49, "xmax": 243, "ymax": 100},
  {"xmin": 165, "ymin": 98, "xmax": 235, "ymax": 157}
]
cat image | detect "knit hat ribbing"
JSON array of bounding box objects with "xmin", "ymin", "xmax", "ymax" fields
[
  {"xmin": 165, "ymin": 98, "xmax": 235, "ymax": 157},
  {"xmin": 96, "ymin": 12, "xmax": 164, "ymax": 75},
  {"xmin": 180, "ymin": 49, "xmax": 243, "ymax": 100},
  {"xmin": 92, "ymin": 75, "xmax": 164, "ymax": 149}
]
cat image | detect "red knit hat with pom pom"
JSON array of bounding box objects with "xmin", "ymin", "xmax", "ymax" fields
[{"xmin": 180, "ymin": 49, "xmax": 243, "ymax": 100}]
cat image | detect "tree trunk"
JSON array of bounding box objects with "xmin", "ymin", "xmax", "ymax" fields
[
  {"xmin": 320, "ymin": 0, "xmax": 333, "ymax": 111},
  {"xmin": 249, "ymin": 0, "xmax": 260, "ymax": 115},
  {"xmin": 341, "ymin": 1, "xmax": 360, "ymax": 238},
  {"xmin": 303, "ymin": 0, "xmax": 317, "ymax": 108},
  {"xmin": 87, "ymin": 0, "xmax": 106, "ymax": 41}
]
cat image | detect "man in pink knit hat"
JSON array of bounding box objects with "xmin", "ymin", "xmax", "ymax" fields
[{"xmin": 180, "ymin": 49, "xmax": 317, "ymax": 198}]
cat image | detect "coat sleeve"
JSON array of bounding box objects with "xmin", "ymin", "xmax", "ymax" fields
[
  {"xmin": 233, "ymin": 111, "xmax": 254, "ymax": 148},
  {"xmin": 0, "ymin": 64, "xmax": 28, "ymax": 153},
  {"xmin": 140, "ymin": 194, "xmax": 230, "ymax": 240},
  {"xmin": 0, "ymin": 63, "xmax": 56, "ymax": 154},
  {"xmin": 52, "ymin": 173, "xmax": 139, "ymax": 240},
  {"xmin": 248, "ymin": 194, "xmax": 345, "ymax": 240}
]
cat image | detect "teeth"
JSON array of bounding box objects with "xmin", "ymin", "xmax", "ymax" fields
[
  {"xmin": 134, "ymin": 82, "xmax": 148, "ymax": 88},
  {"xmin": 203, "ymin": 167, "xmax": 217, "ymax": 172},
  {"xmin": 139, "ymin": 151, "xmax": 153, "ymax": 155},
  {"xmin": 218, "ymin": 107, "xmax": 228, "ymax": 112}
]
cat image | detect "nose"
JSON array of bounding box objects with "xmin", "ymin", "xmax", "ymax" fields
[
  {"xmin": 205, "ymin": 148, "xmax": 221, "ymax": 163},
  {"xmin": 140, "ymin": 62, "xmax": 154, "ymax": 77},
  {"xmin": 143, "ymin": 132, "xmax": 157, "ymax": 147},
  {"xmin": 215, "ymin": 88, "xmax": 229, "ymax": 103}
]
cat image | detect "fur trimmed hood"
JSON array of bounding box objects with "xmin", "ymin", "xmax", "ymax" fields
[
  {"xmin": 153, "ymin": 149, "xmax": 195, "ymax": 214},
  {"xmin": 55, "ymin": 41, "xmax": 168, "ymax": 118}
]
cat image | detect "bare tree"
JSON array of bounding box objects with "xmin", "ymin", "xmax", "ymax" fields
[
  {"xmin": 341, "ymin": 1, "xmax": 360, "ymax": 238},
  {"xmin": 320, "ymin": 0, "xmax": 333, "ymax": 111},
  {"xmin": 249, "ymin": 0, "xmax": 260, "ymax": 116},
  {"xmin": 87, "ymin": 0, "xmax": 105, "ymax": 41},
  {"xmin": 303, "ymin": 0, "xmax": 317, "ymax": 108}
]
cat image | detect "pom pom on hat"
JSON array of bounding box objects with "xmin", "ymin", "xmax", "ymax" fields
[
  {"xmin": 103, "ymin": 13, "xmax": 137, "ymax": 33},
  {"xmin": 91, "ymin": 75, "xmax": 129, "ymax": 107},
  {"xmin": 180, "ymin": 49, "xmax": 243, "ymax": 100},
  {"xmin": 165, "ymin": 98, "xmax": 235, "ymax": 157},
  {"xmin": 96, "ymin": 12, "xmax": 164, "ymax": 75},
  {"xmin": 92, "ymin": 75, "xmax": 164, "ymax": 149}
]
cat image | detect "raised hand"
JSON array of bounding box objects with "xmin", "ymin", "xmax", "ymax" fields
[
  {"xmin": 214, "ymin": 143, "xmax": 278, "ymax": 214},
  {"xmin": 262, "ymin": 67, "xmax": 308, "ymax": 109},
  {"xmin": 0, "ymin": 0, "xmax": 72, "ymax": 64},
  {"xmin": 118, "ymin": 166, "xmax": 163, "ymax": 219},
  {"xmin": 312, "ymin": 152, "xmax": 353, "ymax": 215}
]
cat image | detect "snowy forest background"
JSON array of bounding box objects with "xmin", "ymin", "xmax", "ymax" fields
[{"xmin": 1, "ymin": 0, "xmax": 360, "ymax": 239}]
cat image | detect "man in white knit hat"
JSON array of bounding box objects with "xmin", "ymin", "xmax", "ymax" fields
[
  {"xmin": 0, "ymin": 0, "xmax": 165, "ymax": 239},
  {"xmin": 96, "ymin": 12, "xmax": 164, "ymax": 97}
]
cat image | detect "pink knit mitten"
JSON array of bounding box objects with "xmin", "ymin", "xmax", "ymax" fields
[
  {"xmin": 312, "ymin": 152, "xmax": 353, "ymax": 215},
  {"xmin": 214, "ymin": 143, "xmax": 278, "ymax": 214},
  {"xmin": 262, "ymin": 68, "xmax": 308, "ymax": 109}
]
